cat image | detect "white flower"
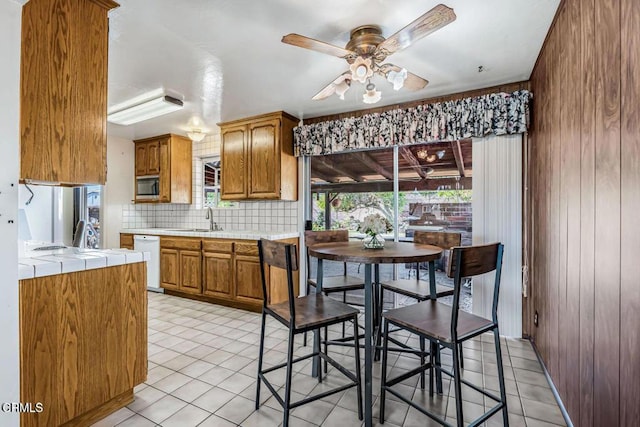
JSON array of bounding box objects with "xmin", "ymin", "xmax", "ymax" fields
[{"xmin": 359, "ymin": 213, "xmax": 392, "ymax": 236}]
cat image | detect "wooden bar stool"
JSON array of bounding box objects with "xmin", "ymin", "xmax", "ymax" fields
[
  {"xmin": 380, "ymin": 243, "xmax": 508, "ymax": 427},
  {"xmin": 303, "ymin": 229, "xmax": 365, "ymax": 349},
  {"xmin": 376, "ymin": 231, "xmax": 462, "ymax": 391},
  {"xmin": 255, "ymin": 239, "xmax": 363, "ymax": 427}
]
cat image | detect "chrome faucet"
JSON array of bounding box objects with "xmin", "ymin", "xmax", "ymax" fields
[{"xmin": 205, "ymin": 207, "xmax": 222, "ymax": 231}]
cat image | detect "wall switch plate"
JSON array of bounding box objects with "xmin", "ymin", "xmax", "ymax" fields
[{"xmin": 534, "ymin": 310, "xmax": 539, "ymax": 327}]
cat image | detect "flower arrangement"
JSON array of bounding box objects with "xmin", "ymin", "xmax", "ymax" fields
[{"xmin": 359, "ymin": 213, "xmax": 392, "ymax": 236}]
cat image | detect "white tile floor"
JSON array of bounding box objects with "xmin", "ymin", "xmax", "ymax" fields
[{"xmin": 92, "ymin": 293, "xmax": 567, "ymax": 427}]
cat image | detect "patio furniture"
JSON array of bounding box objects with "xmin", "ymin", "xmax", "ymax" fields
[
  {"xmin": 308, "ymin": 241, "xmax": 442, "ymax": 427},
  {"xmin": 255, "ymin": 239, "xmax": 363, "ymax": 427},
  {"xmin": 380, "ymin": 243, "xmax": 508, "ymax": 427}
]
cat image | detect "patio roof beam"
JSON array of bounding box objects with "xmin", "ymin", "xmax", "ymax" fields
[
  {"xmin": 310, "ymin": 168, "xmax": 338, "ymax": 183},
  {"xmin": 353, "ymin": 152, "xmax": 394, "ymax": 180},
  {"xmin": 451, "ymin": 140, "xmax": 466, "ymax": 178},
  {"xmin": 399, "ymin": 146, "xmax": 429, "ymax": 179},
  {"xmin": 315, "ymin": 157, "xmax": 365, "ymax": 182},
  {"xmin": 311, "ymin": 177, "xmax": 473, "ymax": 193}
]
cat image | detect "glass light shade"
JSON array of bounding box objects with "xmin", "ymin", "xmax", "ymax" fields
[
  {"xmin": 387, "ymin": 68, "xmax": 408, "ymax": 91},
  {"xmin": 187, "ymin": 129, "xmax": 206, "ymax": 142},
  {"xmin": 362, "ymin": 82, "xmax": 381, "ymax": 104},
  {"xmin": 334, "ymin": 80, "xmax": 350, "ymax": 100}
]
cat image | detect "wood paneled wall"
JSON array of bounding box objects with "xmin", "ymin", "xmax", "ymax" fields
[{"xmin": 528, "ymin": 0, "xmax": 639, "ymax": 425}]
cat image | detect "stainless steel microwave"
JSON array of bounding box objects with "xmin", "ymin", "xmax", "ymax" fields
[{"xmin": 136, "ymin": 175, "xmax": 160, "ymax": 200}]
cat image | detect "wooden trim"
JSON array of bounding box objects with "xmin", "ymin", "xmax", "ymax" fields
[
  {"xmin": 60, "ymin": 389, "xmax": 133, "ymax": 427},
  {"xmin": 450, "ymin": 140, "xmax": 466, "ymax": 178},
  {"xmin": 165, "ymin": 289, "xmax": 262, "ymax": 313},
  {"xmin": 303, "ymin": 81, "xmax": 530, "ymax": 125},
  {"xmin": 87, "ymin": 0, "xmax": 120, "ymax": 10},
  {"xmin": 530, "ymin": 0, "xmax": 566, "ymax": 80},
  {"xmin": 218, "ymin": 111, "xmax": 298, "ymax": 127}
]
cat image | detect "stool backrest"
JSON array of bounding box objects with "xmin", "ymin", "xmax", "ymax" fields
[
  {"xmin": 447, "ymin": 243, "xmax": 504, "ymax": 335},
  {"xmin": 258, "ymin": 239, "xmax": 299, "ymax": 322},
  {"xmin": 413, "ymin": 231, "xmax": 461, "ymax": 249},
  {"xmin": 304, "ymin": 229, "xmax": 350, "ymax": 279}
]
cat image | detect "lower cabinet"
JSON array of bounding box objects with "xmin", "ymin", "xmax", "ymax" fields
[
  {"xmin": 158, "ymin": 235, "xmax": 298, "ymax": 311},
  {"xmin": 160, "ymin": 237, "xmax": 202, "ymax": 294}
]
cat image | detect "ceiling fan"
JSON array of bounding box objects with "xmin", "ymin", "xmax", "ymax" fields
[{"xmin": 281, "ymin": 4, "xmax": 456, "ymax": 103}]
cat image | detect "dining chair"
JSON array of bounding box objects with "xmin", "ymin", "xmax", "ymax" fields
[
  {"xmin": 380, "ymin": 243, "xmax": 508, "ymax": 427},
  {"xmin": 255, "ymin": 239, "xmax": 363, "ymax": 427},
  {"xmin": 303, "ymin": 229, "xmax": 366, "ymax": 349},
  {"xmin": 375, "ymin": 231, "xmax": 462, "ymax": 391}
]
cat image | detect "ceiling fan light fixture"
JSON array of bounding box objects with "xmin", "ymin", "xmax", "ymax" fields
[
  {"xmin": 436, "ymin": 149, "xmax": 446, "ymax": 159},
  {"xmin": 350, "ymin": 57, "xmax": 373, "ymax": 83},
  {"xmin": 362, "ymin": 81, "xmax": 381, "ymax": 104},
  {"xmin": 387, "ymin": 68, "xmax": 408, "ymax": 90},
  {"xmin": 334, "ymin": 79, "xmax": 351, "ymax": 100},
  {"xmin": 416, "ymin": 148, "xmax": 428, "ymax": 159}
]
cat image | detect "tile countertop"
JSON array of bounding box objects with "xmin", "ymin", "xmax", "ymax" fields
[
  {"xmin": 19, "ymin": 248, "xmax": 150, "ymax": 280},
  {"xmin": 121, "ymin": 228, "xmax": 300, "ymax": 240}
]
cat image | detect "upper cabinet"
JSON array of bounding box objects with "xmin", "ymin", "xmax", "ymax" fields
[
  {"xmin": 219, "ymin": 111, "xmax": 298, "ymax": 201},
  {"xmin": 134, "ymin": 134, "xmax": 192, "ymax": 204},
  {"xmin": 20, "ymin": 0, "xmax": 119, "ymax": 186}
]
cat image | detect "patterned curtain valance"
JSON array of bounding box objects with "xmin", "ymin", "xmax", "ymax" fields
[{"xmin": 293, "ymin": 90, "xmax": 532, "ymax": 156}]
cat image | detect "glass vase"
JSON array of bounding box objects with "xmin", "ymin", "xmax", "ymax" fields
[{"xmin": 363, "ymin": 233, "xmax": 385, "ymax": 249}]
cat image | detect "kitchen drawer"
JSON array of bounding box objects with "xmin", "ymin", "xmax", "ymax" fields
[
  {"xmin": 235, "ymin": 241, "xmax": 259, "ymax": 256},
  {"xmin": 202, "ymin": 239, "xmax": 233, "ymax": 253},
  {"xmin": 160, "ymin": 237, "xmax": 202, "ymax": 251}
]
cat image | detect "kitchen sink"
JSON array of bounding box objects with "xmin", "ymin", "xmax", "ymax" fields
[{"xmin": 165, "ymin": 228, "xmax": 213, "ymax": 232}]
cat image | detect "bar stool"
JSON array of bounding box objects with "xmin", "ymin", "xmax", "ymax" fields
[
  {"xmin": 380, "ymin": 243, "xmax": 508, "ymax": 426},
  {"xmin": 255, "ymin": 239, "xmax": 363, "ymax": 427},
  {"xmin": 303, "ymin": 230, "xmax": 365, "ymax": 349},
  {"xmin": 376, "ymin": 231, "xmax": 462, "ymax": 391}
]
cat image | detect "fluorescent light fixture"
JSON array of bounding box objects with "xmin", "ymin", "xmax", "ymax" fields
[{"xmin": 108, "ymin": 95, "xmax": 183, "ymax": 125}]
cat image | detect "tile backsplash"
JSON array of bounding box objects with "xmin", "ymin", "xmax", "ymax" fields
[
  {"xmin": 121, "ymin": 132, "xmax": 300, "ymax": 232},
  {"xmin": 121, "ymin": 200, "xmax": 298, "ymax": 232}
]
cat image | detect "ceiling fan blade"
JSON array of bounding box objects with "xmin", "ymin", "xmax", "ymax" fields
[
  {"xmin": 282, "ymin": 34, "xmax": 355, "ymax": 58},
  {"xmin": 312, "ymin": 72, "xmax": 352, "ymax": 100},
  {"xmin": 375, "ymin": 4, "xmax": 456, "ymax": 56},
  {"xmin": 377, "ymin": 64, "xmax": 428, "ymax": 90}
]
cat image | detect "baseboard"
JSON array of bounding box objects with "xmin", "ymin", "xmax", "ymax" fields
[
  {"xmin": 529, "ymin": 339, "xmax": 574, "ymax": 427},
  {"xmin": 60, "ymin": 389, "xmax": 134, "ymax": 426}
]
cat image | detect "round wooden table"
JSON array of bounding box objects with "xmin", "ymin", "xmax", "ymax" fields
[{"xmin": 308, "ymin": 241, "xmax": 443, "ymax": 427}]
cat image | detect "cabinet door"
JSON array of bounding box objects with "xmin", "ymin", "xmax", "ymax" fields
[
  {"xmin": 221, "ymin": 125, "xmax": 247, "ymax": 200},
  {"xmin": 159, "ymin": 139, "xmax": 171, "ymax": 202},
  {"xmin": 160, "ymin": 248, "xmax": 179, "ymax": 290},
  {"xmin": 179, "ymin": 250, "xmax": 202, "ymax": 294},
  {"xmin": 147, "ymin": 140, "xmax": 160, "ymax": 174},
  {"xmin": 203, "ymin": 252, "xmax": 233, "ymax": 298},
  {"xmin": 235, "ymin": 255, "xmax": 265, "ymax": 304},
  {"xmin": 248, "ymin": 119, "xmax": 280, "ymax": 199},
  {"xmin": 135, "ymin": 143, "xmax": 148, "ymax": 176}
]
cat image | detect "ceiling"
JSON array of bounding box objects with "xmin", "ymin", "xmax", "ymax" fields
[{"xmin": 106, "ymin": 0, "xmax": 560, "ymax": 140}]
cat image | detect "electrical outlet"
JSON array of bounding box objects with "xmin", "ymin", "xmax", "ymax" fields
[{"xmin": 534, "ymin": 311, "xmax": 539, "ymax": 327}]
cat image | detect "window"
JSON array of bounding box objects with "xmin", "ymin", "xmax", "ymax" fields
[{"xmin": 202, "ymin": 157, "xmax": 236, "ymax": 208}]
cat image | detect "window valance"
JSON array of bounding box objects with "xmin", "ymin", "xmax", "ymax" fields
[{"xmin": 293, "ymin": 90, "xmax": 532, "ymax": 157}]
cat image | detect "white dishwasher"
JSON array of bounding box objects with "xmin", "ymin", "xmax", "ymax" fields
[{"xmin": 134, "ymin": 235, "xmax": 161, "ymax": 292}]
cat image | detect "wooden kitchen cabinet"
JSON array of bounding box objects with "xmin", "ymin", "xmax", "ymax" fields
[
  {"xmin": 202, "ymin": 239, "xmax": 234, "ymax": 299},
  {"xmin": 158, "ymin": 235, "xmax": 299, "ymax": 312},
  {"xmin": 134, "ymin": 134, "xmax": 192, "ymax": 203},
  {"xmin": 219, "ymin": 111, "xmax": 298, "ymax": 201},
  {"xmin": 20, "ymin": 0, "xmax": 119, "ymax": 186},
  {"xmin": 20, "ymin": 262, "xmax": 146, "ymax": 427},
  {"xmin": 160, "ymin": 237, "xmax": 202, "ymax": 294},
  {"xmin": 120, "ymin": 233, "xmax": 134, "ymax": 249},
  {"xmin": 135, "ymin": 139, "xmax": 162, "ymax": 176}
]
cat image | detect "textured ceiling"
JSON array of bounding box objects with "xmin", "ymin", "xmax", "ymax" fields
[{"xmin": 106, "ymin": 0, "xmax": 559, "ymax": 140}]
